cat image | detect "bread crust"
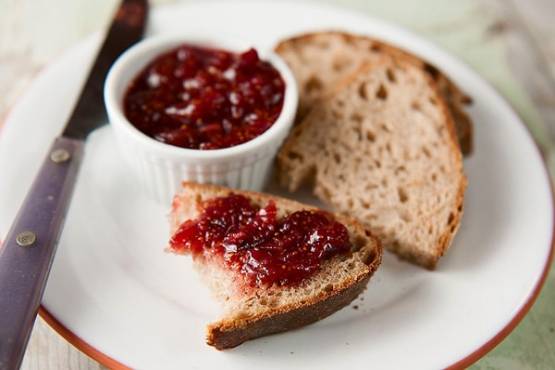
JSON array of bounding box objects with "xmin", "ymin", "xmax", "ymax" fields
[
  {"xmin": 170, "ymin": 182, "xmax": 383, "ymax": 349},
  {"xmin": 405, "ymin": 62, "xmax": 467, "ymax": 269},
  {"xmin": 274, "ymin": 30, "xmax": 473, "ymax": 155},
  {"xmin": 207, "ymin": 265, "xmax": 376, "ymax": 349}
]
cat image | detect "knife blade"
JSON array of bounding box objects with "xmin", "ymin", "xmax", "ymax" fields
[
  {"xmin": 63, "ymin": 0, "xmax": 148, "ymax": 139},
  {"xmin": 0, "ymin": 1, "xmax": 147, "ymax": 368}
]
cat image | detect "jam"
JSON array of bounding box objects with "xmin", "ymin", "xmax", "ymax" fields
[
  {"xmin": 123, "ymin": 44, "xmax": 285, "ymax": 149},
  {"xmin": 170, "ymin": 194, "xmax": 352, "ymax": 287}
]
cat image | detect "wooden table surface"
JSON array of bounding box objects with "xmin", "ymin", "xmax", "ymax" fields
[{"xmin": 1, "ymin": 0, "xmax": 554, "ymax": 369}]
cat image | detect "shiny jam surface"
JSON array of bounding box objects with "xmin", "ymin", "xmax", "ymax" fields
[
  {"xmin": 170, "ymin": 194, "xmax": 352, "ymax": 287},
  {"xmin": 123, "ymin": 44, "xmax": 285, "ymax": 149}
]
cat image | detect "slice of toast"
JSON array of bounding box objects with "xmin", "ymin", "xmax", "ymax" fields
[
  {"xmin": 169, "ymin": 182, "xmax": 382, "ymax": 349},
  {"xmin": 275, "ymin": 30, "xmax": 473, "ymax": 154},
  {"xmin": 277, "ymin": 58, "xmax": 466, "ymax": 269}
]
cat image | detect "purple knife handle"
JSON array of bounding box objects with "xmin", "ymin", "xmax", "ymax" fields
[{"xmin": 0, "ymin": 136, "xmax": 84, "ymax": 370}]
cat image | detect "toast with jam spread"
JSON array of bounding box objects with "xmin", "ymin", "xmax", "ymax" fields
[{"xmin": 168, "ymin": 182, "xmax": 382, "ymax": 349}]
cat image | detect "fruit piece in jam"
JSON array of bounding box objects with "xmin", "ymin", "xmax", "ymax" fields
[
  {"xmin": 123, "ymin": 44, "xmax": 285, "ymax": 150},
  {"xmin": 169, "ymin": 194, "xmax": 352, "ymax": 287}
]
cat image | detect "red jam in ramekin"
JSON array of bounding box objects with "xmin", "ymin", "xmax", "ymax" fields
[
  {"xmin": 169, "ymin": 194, "xmax": 352, "ymax": 287},
  {"xmin": 123, "ymin": 45, "xmax": 285, "ymax": 150}
]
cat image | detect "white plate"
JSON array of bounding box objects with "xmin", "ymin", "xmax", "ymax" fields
[{"xmin": 1, "ymin": 1, "xmax": 553, "ymax": 369}]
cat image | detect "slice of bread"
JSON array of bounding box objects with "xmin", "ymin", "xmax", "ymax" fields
[
  {"xmin": 275, "ymin": 30, "xmax": 473, "ymax": 154},
  {"xmin": 277, "ymin": 58, "xmax": 466, "ymax": 269},
  {"xmin": 169, "ymin": 182, "xmax": 382, "ymax": 349}
]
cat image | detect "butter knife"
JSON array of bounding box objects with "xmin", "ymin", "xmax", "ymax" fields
[{"xmin": 0, "ymin": 1, "xmax": 147, "ymax": 368}]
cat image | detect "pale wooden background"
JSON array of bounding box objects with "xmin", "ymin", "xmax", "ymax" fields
[{"xmin": 1, "ymin": 0, "xmax": 554, "ymax": 369}]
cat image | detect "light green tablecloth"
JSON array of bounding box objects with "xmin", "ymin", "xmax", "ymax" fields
[{"xmin": 3, "ymin": 0, "xmax": 552, "ymax": 368}]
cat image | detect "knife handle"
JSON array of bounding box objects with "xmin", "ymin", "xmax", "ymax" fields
[{"xmin": 0, "ymin": 136, "xmax": 84, "ymax": 370}]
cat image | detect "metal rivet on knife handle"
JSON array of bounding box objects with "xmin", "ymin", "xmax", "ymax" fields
[
  {"xmin": 50, "ymin": 149, "xmax": 71, "ymax": 163},
  {"xmin": 16, "ymin": 231, "xmax": 37, "ymax": 247}
]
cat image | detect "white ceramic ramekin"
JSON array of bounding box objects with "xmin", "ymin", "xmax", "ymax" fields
[{"xmin": 104, "ymin": 35, "xmax": 298, "ymax": 205}]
